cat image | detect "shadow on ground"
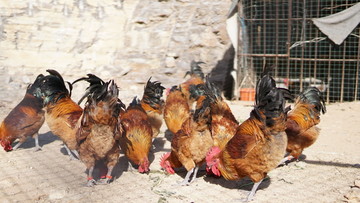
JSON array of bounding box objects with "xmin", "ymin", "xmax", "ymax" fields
[{"xmin": 12, "ymin": 131, "xmax": 59, "ymax": 151}]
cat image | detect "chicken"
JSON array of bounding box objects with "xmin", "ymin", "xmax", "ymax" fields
[
  {"xmin": 283, "ymin": 86, "xmax": 326, "ymax": 163},
  {"xmin": 0, "ymin": 74, "xmax": 45, "ymax": 152},
  {"xmin": 163, "ymin": 85, "xmax": 191, "ymax": 135},
  {"xmin": 75, "ymin": 75, "xmax": 124, "ymax": 186},
  {"xmin": 205, "ymin": 78, "xmax": 239, "ymax": 150},
  {"xmin": 206, "ymin": 66, "xmax": 293, "ymax": 201},
  {"xmin": 40, "ymin": 70, "xmax": 82, "ymax": 160},
  {"xmin": 160, "ymin": 86, "xmax": 213, "ymax": 185},
  {"xmin": 119, "ymin": 97, "xmax": 152, "ymax": 173},
  {"xmin": 140, "ymin": 78, "xmax": 165, "ymax": 139},
  {"xmin": 180, "ymin": 60, "xmax": 205, "ymax": 108}
]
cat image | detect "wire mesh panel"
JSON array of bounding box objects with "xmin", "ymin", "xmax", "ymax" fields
[{"xmin": 239, "ymin": 0, "xmax": 360, "ymax": 102}]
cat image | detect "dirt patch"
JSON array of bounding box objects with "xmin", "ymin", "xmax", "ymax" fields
[{"xmin": 0, "ymin": 96, "xmax": 359, "ymax": 202}]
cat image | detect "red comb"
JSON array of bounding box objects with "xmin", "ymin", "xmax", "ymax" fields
[
  {"xmin": 206, "ymin": 146, "xmax": 221, "ymax": 162},
  {"xmin": 160, "ymin": 152, "xmax": 171, "ymax": 168}
]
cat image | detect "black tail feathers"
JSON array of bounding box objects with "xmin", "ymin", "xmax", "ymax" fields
[
  {"xmin": 253, "ymin": 64, "xmax": 294, "ymax": 124},
  {"xmin": 142, "ymin": 77, "xmax": 165, "ymax": 109},
  {"xmin": 184, "ymin": 60, "xmax": 205, "ymax": 79},
  {"xmin": 41, "ymin": 69, "xmax": 71, "ymax": 105},
  {"xmin": 299, "ymin": 87, "xmax": 326, "ymax": 114},
  {"xmin": 129, "ymin": 96, "xmax": 141, "ymax": 107}
]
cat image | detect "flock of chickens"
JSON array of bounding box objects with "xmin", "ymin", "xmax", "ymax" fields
[{"xmin": 0, "ymin": 62, "xmax": 326, "ymax": 201}]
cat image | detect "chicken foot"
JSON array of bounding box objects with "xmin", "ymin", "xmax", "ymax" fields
[
  {"xmin": 278, "ymin": 155, "xmax": 295, "ymax": 166},
  {"xmin": 238, "ymin": 179, "xmax": 264, "ymax": 202},
  {"xmin": 97, "ymin": 166, "xmax": 114, "ymax": 185},
  {"xmin": 178, "ymin": 168, "xmax": 194, "ymax": 186},
  {"xmin": 63, "ymin": 144, "xmax": 79, "ymax": 160},
  {"xmin": 189, "ymin": 166, "xmax": 199, "ymax": 183},
  {"xmin": 86, "ymin": 166, "xmax": 96, "ymax": 187}
]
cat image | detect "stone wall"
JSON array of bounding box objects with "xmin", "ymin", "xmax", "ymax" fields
[{"xmin": 0, "ymin": 0, "xmax": 233, "ymax": 101}]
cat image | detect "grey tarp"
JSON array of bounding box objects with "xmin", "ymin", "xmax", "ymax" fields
[{"xmin": 312, "ymin": 2, "xmax": 360, "ymax": 45}]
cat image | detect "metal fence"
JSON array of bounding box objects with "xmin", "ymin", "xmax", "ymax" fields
[{"xmin": 237, "ymin": 0, "xmax": 360, "ymax": 102}]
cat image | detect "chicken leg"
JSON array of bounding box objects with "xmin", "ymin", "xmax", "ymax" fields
[
  {"xmin": 278, "ymin": 155, "xmax": 295, "ymax": 166},
  {"xmin": 189, "ymin": 166, "xmax": 199, "ymax": 183},
  {"xmin": 12, "ymin": 141, "xmax": 23, "ymax": 151},
  {"xmin": 97, "ymin": 166, "xmax": 114, "ymax": 185},
  {"xmin": 63, "ymin": 144, "xmax": 78, "ymax": 160},
  {"xmin": 72, "ymin": 149, "xmax": 80, "ymax": 159},
  {"xmin": 178, "ymin": 167, "xmax": 195, "ymax": 186},
  {"xmin": 86, "ymin": 166, "xmax": 96, "ymax": 187},
  {"xmin": 33, "ymin": 133, "xmax": 42, "ymax": 151},
  {"xmin": 240, "ymin": 179, "xmax": 263, "ymax": 202}
]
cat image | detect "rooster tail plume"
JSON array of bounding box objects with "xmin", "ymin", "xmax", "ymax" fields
[
  {"xmin": 72, "ymin": 74, "xmax": 105, "ymax": 87},
  {"xmin": 46, "ymin": 69, "xmax": 65, "ymax": 85},
  {"xmin": 88, "ymin": 79, "xmax": 123, "ymax": 117},
  {"xmin": 260, "ymin": 63, "xmax": 275, "ymax": 77},
  {"xmin": 255, "ymin": 66, "xmax": 276, "ymax": 106},
  {"xmin": 73, "ymin": 74, "xmax": 106, "ymax": 105},
  {"xmin": 26, "ymin": 74, "xmax": 45, "ymax": 99},
  {"xmin": 142, "ymin": 77, "xmax": 165, "ymax": 109},
  {"xmin": 129, "ymin": 96, "xmax": 141, "ymax": 107},
  {"xmin": 205, "ymin": 76, "xmax": 222, "ymax": 102},
  {"xmin": 299, "ymin": 87, "xmax": 326, "ymax": 114},
  {"xmin": 143, "ymin": 77, "xmax": 165, "ymax": 99},
  {"xmin": 184, "ymin": 60, "xmax": 205, "ymax": 79},
  {"xmin": 253, "ymin": 65, "xmax": 293, "ymax": 125},
  {"xmin": 41, "ymin": 69, "xmax": 70, "ymax": 105}
]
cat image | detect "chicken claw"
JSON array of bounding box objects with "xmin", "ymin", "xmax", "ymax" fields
[
  {"xmin": 86, "ymin": 179, "xmax": 96, "ymax": 187},
  {"xmin": 97, "ymin": 176, "xmax": 112, "ymax": 185},
  {"xmin": 97, "ymin": 166, "xmax": 114, "ymax": 185},
  {"xmin": 177, "ymin": 168, "xmax": 195, "ymax": 186},
  {"xmin": 235, "ymin": 179, "xmax": 263, "ymax": 202}
]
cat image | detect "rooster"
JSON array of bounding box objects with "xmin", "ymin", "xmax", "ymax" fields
[
  {"xmin": 283, "ymin": 86, "xmax": 326, "ymax": 163},
  {"xmin": 140, "ymin": 78, "xmax": 165, "ymax": 139},
  {"xmin": 0, "ymin": 74, "xmax": 45, "ymax": 151},
  {"xmin": 206, "ymin": 66, "xmax": 293, "ymax": 201},
  {"xmin": 74, "ymin": 74, "xmax": 124, "ymax": 186},
  {"xmin": 40, "ymin": 70, "xmax": 82, "ymax": 160},
  {"xmin": 120, "ymin": 97, "xmax": 152, "ymax": 173},
  {"xmin": 160, "ymin": 85, "xmax": 213, "ymax": 185},
  {"xmin": 163, "ymin": 86, "xmax": 191, "ymax": 135}
]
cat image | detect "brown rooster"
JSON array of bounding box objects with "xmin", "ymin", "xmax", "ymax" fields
[
  {"xmin": 283, "ymin": 86, "xmax": 326, "ymax": 163},
  {"xmin": 120, "ymin": 97, "xmax": 153, "ymax": 173},
  {"xmin": 40, "ymin": 70, "xmax": 82, "ymax": 160},
  {"xmin": 0, "ymin": 74, "xmax": 45, "ymax": 151},
  {"xmin": 206, "ymin": 66, "xmax": 293, "ymax": 201},
  {"xmin": 140, "ymin": 77, "xmax": 165, "ymax": 139},
  {"xmin": 163, "ymin": 85, "xmax": 191, "ymax": 135},
  {"xmin": 161, "ymin": 86, "xmax": 213, "ymax": 185},
  {"xmin": 74, "ymin": 75, "xmax": 124, "ymax": 186}
]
